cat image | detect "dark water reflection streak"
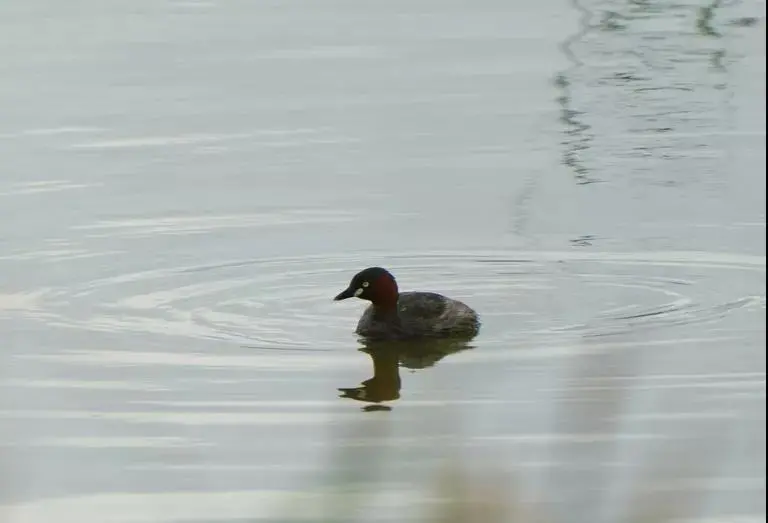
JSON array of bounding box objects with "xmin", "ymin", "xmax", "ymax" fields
[
  {"xmin": 556, "ymin": 0, "xmax": 597, "ymax": 185},
  {"xmin": 555, "ymin": 0, "xmax": 752, "ymax": 190}
]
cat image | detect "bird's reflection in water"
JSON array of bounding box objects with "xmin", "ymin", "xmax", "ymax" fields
[{"xmin": 338, "ymin": 339, "xmax": 474, "ymax": 412}]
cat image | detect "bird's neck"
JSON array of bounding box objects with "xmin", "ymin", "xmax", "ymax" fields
[{"xmin": 372, "ymin": 296, "xmax": 399, "ymax": 320}]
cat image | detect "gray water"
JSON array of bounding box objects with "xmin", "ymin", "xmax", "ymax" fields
[{"xmin": 0, "ymin": 1, "xmax": 765, "ymax": 522}]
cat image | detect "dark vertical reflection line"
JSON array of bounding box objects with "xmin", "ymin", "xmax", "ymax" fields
[
  {"xmin": 697, "ymin": 0, "xmax": 737, "ymax": 183},
  {"xmin": 556, "ymin": 0, "xmax": 600, "ymax": 185},
  {"xmin": 697, "ymin": 0, "xmax": 725, "ymax": 37}
]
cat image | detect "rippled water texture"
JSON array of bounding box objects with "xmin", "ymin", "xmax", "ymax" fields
[{"xmin": 0, "ymin": 1, "xmax": 765, "ymax": 522}]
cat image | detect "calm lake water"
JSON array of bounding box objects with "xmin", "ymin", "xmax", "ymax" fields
[{"xmin": 0, "ymin": 1, "xmax": 765, "ymax": 522}]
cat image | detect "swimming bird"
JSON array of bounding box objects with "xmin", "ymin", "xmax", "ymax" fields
[{"xmin": 334, "ymin": 267, "xmax": 480, "ymax": 341}]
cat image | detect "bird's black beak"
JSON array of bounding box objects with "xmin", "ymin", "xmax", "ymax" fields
[{"xmin": 334, "ymin": 287, "xmax": 355, "ymax": 301}]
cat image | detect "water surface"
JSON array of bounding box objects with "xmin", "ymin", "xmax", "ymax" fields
[{"xmin": 0, "ymin": 1, "xmax": 765, "ymax": 522}]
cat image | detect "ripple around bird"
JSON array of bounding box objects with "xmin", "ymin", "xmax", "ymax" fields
[{"xmin": 2, "ymin": 249, "xmax": 763, "ymax": 359}]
